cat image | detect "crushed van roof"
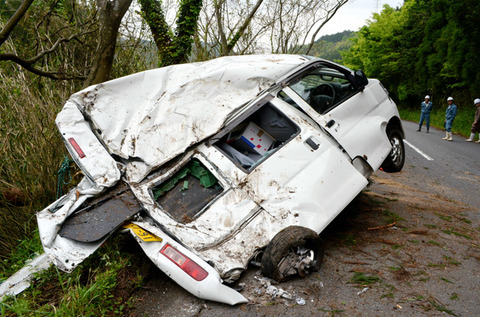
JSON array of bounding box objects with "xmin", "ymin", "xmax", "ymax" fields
[{"xmin": 57, "ymin": 55, "xmax": 308, "ymax": 186}]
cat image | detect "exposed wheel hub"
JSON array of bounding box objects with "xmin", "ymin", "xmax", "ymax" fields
[{"xmin": 277, "ymin": 246, "xmax": 316, "ymax": 278}]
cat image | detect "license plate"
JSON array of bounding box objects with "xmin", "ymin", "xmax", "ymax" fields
[{"xmin": 123, "ymin": 223, "xmax": 163, "ymax": 242}]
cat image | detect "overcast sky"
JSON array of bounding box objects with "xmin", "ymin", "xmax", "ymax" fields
[{"xmin": 318, "ymin": 0, "xmax": 404, "ymax": 37}]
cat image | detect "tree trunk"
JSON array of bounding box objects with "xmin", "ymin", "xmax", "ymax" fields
[
  {"xmin": 85, "ymin": 0, "xmax": 132, "ymax": 86},
  {"xmin": 137, "ymin": 0, "xmax": 172, "ymax": 60},
  {"xmin": 139, "ymin": 0, "xmax": 202, "ymax": 67},
  {"xmin": 0, "ymin": 0, "xmax": 35, "ymax": 47}
]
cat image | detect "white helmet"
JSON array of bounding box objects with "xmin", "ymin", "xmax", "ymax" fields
[
  {"xmin": 425, "ymin": 95, "xmax": 430, "ymax": 99},
  {"xmin": 474, "ymin": 98, "xmax": 480, "ymax": 105},
  {"xmin": 447, "ymin": 97, "xmax": 454, "ymax": 101}
]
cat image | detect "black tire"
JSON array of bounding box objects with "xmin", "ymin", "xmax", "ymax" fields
[
  {"xmin": 381, "ymin": 129, "xmax": 405, "ymax": 173},
  {"xmin": 261, "ymin": 226, "xmax": 324, "ymax": 282}
]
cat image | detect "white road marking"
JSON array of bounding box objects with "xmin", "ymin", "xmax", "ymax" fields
[{"xmin": 404, "ymin": 140, "xmax": 433, "ymax": 161}]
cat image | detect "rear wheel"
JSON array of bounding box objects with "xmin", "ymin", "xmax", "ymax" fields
[
  {"xmin": 261, "ymin": 226, "xmax": 324, "ymax": 282},
  {"xmin": 381, "ymin": 129, "xmax": 405, "ymax": 173}
]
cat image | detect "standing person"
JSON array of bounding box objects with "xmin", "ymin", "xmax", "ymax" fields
[
  {"xmin": 442, "ymin": 97, "xmax": 457, "ymax": 141},
  {"xmin": 417, "ymin": 95, "xmax": 433, "ymax": 132},
  {"xmin": 465, "ymin": 98, "xmax": 480, "ymax": 143}
]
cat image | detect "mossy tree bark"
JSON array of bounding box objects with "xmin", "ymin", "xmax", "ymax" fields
[
  {"xmin": 138, "ymin": 0, "xmax": 202, "ymax": 67},
  {"xmin": 85, "ymin": 0, "xmax": 133, "ymax": 86}
]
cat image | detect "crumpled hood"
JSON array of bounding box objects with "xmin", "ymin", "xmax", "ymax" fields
[{"xmin": 57, "ymin": 54, "xmax": 307, "ymax": 186}]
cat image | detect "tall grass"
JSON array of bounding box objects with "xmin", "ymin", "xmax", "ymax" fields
[{"xmin": 0, "ymin": 66, "xmax": 83, "ymax": 259}]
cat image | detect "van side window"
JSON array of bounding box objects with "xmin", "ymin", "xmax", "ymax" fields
[
  {"xmin": 213, "ymin": 103, "xmax": 299, "ymax": 171},
  {"xmin": 288, "ymin": 66, "xmax": 357, "ymax": 114}
]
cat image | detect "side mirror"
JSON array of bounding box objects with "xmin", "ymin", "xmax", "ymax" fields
[{"xmin": 354, "ymin": 70, "xmax": 369, "ymax": 89}]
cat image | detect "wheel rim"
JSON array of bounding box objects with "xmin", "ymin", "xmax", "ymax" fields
[
  {"xmin": 277, "ymin": 246, "xmax": 315, "ymax": 279},
  {"xmin": 390, "ymin": 136, "xmax": 403, "ymax": 166}
]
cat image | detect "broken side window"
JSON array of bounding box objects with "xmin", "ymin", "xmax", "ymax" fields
[
  {"xmin": 213, "ymin": 103, "xmax": 299, "ymax": 171},
  {"xmin": 151, "ymin": 159, "xmax": 223, "ymax": 223}
]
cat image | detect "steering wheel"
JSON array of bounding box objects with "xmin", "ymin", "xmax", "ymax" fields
[
  {"xmin": 312, "ymin": 84, "xmax": 336, "ymax": 106},
  {"xmin": 309, "ymin": 84, "xmax": 336, "ymax": 113}
]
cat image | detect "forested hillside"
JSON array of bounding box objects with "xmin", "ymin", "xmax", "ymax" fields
[
  {"xmin": 341, "ymin": 0, "xmax": 480, "ymax": 108},
  {"xmin": 296, "ymin": 30, "xmax": 355, "ymax": 61}
]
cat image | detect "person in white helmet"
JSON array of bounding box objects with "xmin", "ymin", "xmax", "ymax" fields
[
  {"xmin": 442, "ymin": 97, "xmax": 457, "ymax": 141},
  {"xmin": 417, "ymin": 95, "xmax": 433, "ymax": 132},
  {"xmin": 465, "ymin": 98, "xmax": 480, "ymax": 142}
]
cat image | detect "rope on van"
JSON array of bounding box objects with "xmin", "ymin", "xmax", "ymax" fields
[{"xmin": 56, "ymin": 156, "xmax": 72, "ymax": 199}]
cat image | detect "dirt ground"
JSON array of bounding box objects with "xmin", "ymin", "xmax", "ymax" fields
[{"xmin": 131, "ymin": 169, "xmax": 480, "ymax": 317}]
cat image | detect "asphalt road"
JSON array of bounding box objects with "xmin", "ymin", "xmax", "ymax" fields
[{"xmin": 401, "ymin": 120, "xmax": 480, "ymax": 219}]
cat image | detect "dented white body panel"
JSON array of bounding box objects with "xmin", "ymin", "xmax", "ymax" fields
[
  {"xmin": 37, "ymin": 177, "xmax": 106, "ymax": 272},
  {"xmin": 37, "ymin": 55, "xmax": 403, "ymax": 305},
  {"xmin": 58, "ymin": 55, "xmax": 309, "ymax": 185}
]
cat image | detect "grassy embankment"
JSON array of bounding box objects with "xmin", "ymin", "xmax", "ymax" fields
[
  {"xmin": 1, "ymin": 234, "xmax": 145, "ymax": 316},
  {"xmin": 0, "ymin": 71, "xmax": 72, "ymax": 260}
]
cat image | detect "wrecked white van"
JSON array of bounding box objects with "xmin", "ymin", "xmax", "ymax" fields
[{"xmin": 37, "ymin": 54, "xmax": 405, "ymax": 305}]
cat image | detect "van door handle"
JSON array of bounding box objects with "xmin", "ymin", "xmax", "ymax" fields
[
  {"xmin": 305, "ymin": 137, "xmax": 319, "ymax": 151},
  {"xmin": 326, "ymin": 119, "xmax": 335, "ymax": 128}
]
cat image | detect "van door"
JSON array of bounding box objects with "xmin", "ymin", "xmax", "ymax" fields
[
  {"xmin": 279, "ymin": 61, "xmax": 391, "ymax": 169},
  {"xmin": 234, "ymin": 97, "xmax": 369, "ymax": 234}
]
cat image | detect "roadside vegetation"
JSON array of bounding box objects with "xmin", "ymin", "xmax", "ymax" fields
[
  {"xmin": 1, "ymin": 234, "xmax": 146, "ymax": 316},
  {"xmin": 339, "ymin": 0, "xmax": 479, "ymax": 135},
  {"xmin": 1, "ymin": 0, "xmax": 479, "ymax": 315},
  {"xmin": 341, "ymin": 0, "xmax": 480, "ymax": 109}
]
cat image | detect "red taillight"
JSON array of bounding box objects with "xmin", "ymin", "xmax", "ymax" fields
[
  {"xmin": 68, "ymin": 138, "xmax": 85, "ymax": 158},
  {"xmin": 160, "ymin": 244, "xmax": 208, "ymax": 281}
]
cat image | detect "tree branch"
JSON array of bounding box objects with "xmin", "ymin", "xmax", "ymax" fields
[
  {"xmin": 226, "ymin": 0, "xmax": 264, "ymax": 53},
  {"xmin": 28, "ymin": 29, "xmax": 97, "ymax": 63},
  {"xmin": 0, "ymin": 53, "xmax": 86, "ymax": 80},
  {"xmin": 0, "ymin": 30, "xmax": 95, "ymax": 80},
  {"xmin": 214, "ymin": 0, "xmax": 228, "ymax": 54},
  {"xmin": 0, "ymin": 0, "xmax": 35, "ymax": 47}
]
